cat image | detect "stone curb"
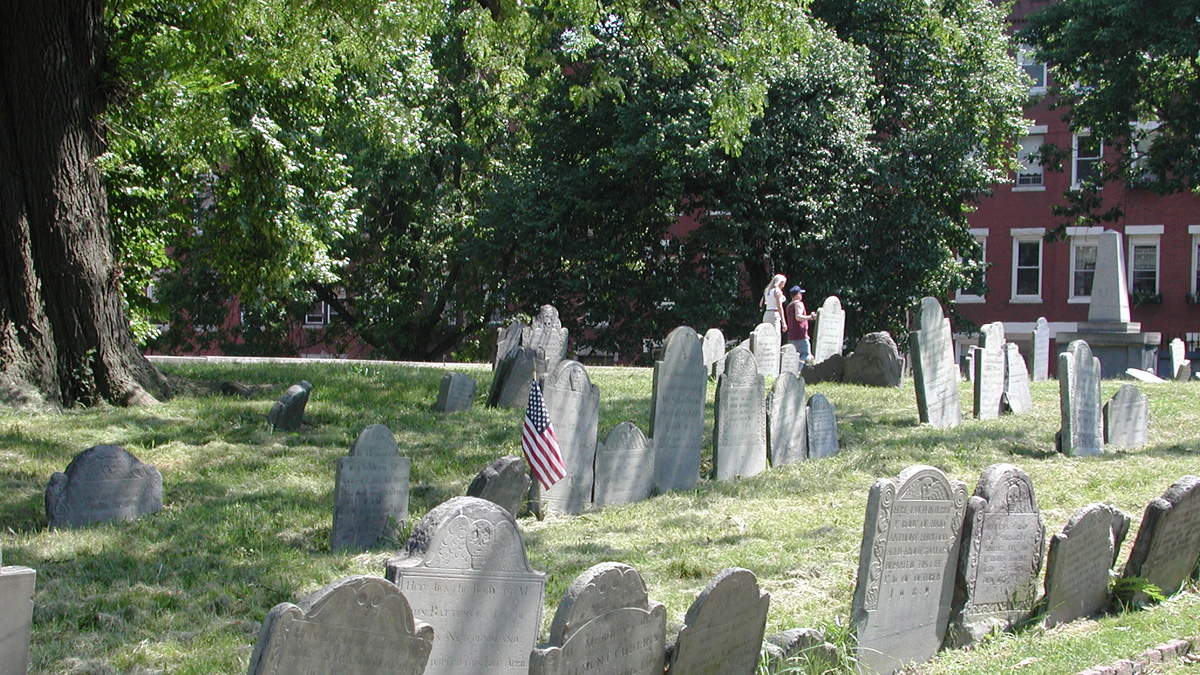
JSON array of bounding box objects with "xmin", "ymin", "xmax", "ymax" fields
[{"xmin": 1075, "ymin": 637, "xmax": 1197, "ymax": 675}]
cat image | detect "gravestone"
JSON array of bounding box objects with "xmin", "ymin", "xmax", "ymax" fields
[
  {"xmin": 1042, "ymin": 503, "xmax": 1129, "ymax": 627},
  {"xmin": 843, "ymin": 332, "xmax": 903, "ymax": 388},
  {"xmin": 805, "ymin": 394, "xmax": 839, "ymax": 460},
  {"xmin": 980, "ymin": 322, "xmax": 1005, "ymax": 350},
  {"xmin": 594, "ymin": 423, "xmax": 655, "ymax": 507},
  {"xmin": 1103, "ymin": 384, "xmax": 1149, "ymax": 449},
  {"xmin": 813, "ymin": 296, "xmax": 846, "ymax": 363},
  {"xmin": 541, "ymin": 360, "xmax": 600, "ymax": 515},
  {"xmin": 964, "ymin": 349, "xmax": 975, "ymax": 383},
  {"xmin": 666, "ymin": 567, "xmax": 770, "ymax": 675},
  {"xmin": 800, "ymin": 353, "xmax": 845, "ymax": 384},
  {"xmin": 467, "ymin": 456, "xmax": 531, "ymax": 518},
  {"xmin": 495, "ymin": 320, "xmax": 527, "ymax": 369},
  {"xmin": 1032, "ymin": 318, "xmax": 1050, "ymax": 382},
  {"xmin": 851, "ymin": 465, "xmax": 968, "ymax": 675},
  {"xmin": 702, "ymin": 329, "xmax": 727, "ymax": 378},
  {"xmin": 523, "ymin": 305, "xmax": 569, "ymax": 373},
  {"xmin": 971, "ymin": 345, "xmax": 1005, "ymax": 420},
  {"xmin": 247, "ymin": 575, "xmax": 433, "ymax": 675},
  {"xmin": 1057, "ymin": 340, "xmax": 1104, "ymax": 456},
  {"xmin": 650, "ymin": 327, "xmax": 707, "ymax": 492},
  {"xmin": 434, "ymin": 372, "xmax": 477, "ymax": 413},
  {"xmin": 1002, "ymin": 343, "xmax": 1034, "ymax": 415},
  {"xmin": 45, "ymin": 445, "xmax": 163, "ymax": 529},
  {"xmin": 268, "ymin": 380, "xmax": 312, "ymax": 431},
  {"xmin": 385, "ymin": 497, "xmax": 546, "ymax": 675},
  {"xmin": 332, "ymin": 424, "xmax": 411, "ymax": 550},
  {"xmin": 530, "ymin": 563, "xmax": 666, "ymax": 675},
  {"xmin": 488, "ymin": 346, "xmax": 542, "ymax": 409},
  {"xmin": 1123, "ymin": 476, "xmax": 1200, "ymax": 602},
  {"xmin": 1169, "ymin": 338, "xmax": 1191, "ymax": 381},
  {"xmin": 910, "ymin": 297, "xmax": 961, "ymax": 428},
  {"xmin": 751, "ymin": 323, "xmax": 781, "ymax": 376},
  {"xmin": 712, "ymin": 347, "xmax": 767, "ymax": 481},
  {"xmin": 0, "ymin": 544, "xmax": 35, "ymax": 675},
  {"xmin": 767, "ymin": 372, "xmax": 807, "ymax": 467},
  {"xmin": 947, "ymin": 464, "xmax": 1044, "ymax": 648},
  {"xmin": 779, "ymin": 343, "xmax": 800, "ymax": 375},
  {"xmin": 1126, "ymin": 368, "xmax": 1166, "ymax": 383}
]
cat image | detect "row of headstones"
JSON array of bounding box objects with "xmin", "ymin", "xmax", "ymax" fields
[
  {"xmin": 1059, "ymin": 340, "xmax": 1150, "ymax": 455},
  {"xmin": 707, "ymin": 296, "xmax": 848, "ymax": 378}
]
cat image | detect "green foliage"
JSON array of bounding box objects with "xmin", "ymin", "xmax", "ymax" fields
[{"xmin": 1111, "ymin": 576, "xmax": 1167, "ymax": 609}]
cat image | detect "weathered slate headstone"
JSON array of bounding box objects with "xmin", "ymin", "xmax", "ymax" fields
[
  {"xmin": 751, "ymin": 322, "xmax": 781, "ymax": 376},
  {"xmin": 0, "ymin": 544, "xmax": 35, "ymax": 675},
  {"xmin": 488, "ymin": 346, "xmax": 541, "ymax": 409},
  {"xmin": 910, "ymin": 297, "xmax": 962, "ymax": 428},
  {"xmin": 1032, "ymin": 318, "xmax": 1050, "ymax": 382},
  {"xmin": 332, "ymin": 425, "xmax": 411, "ymax": 551},
  {"xmin": 712, "ymin": 347, "xmax": 767, "ymax": 481},
  {"xmin": 530, "ymin": 563, "xmax": 666, "ymax": 675},
  {"xmin": 1042, "ymin": 503, "xmax": 1129, "ymax": 627},
  {"xmin": 1002, "ymin": 343, "xmax": 1033, "ymax": 415},
  {"xmin": 594, "ymin": 423, "xmax": 655, "ymax": 507},
  {"xmin": 805, "ymin": 393, "xmax": 839, "ymax": 460},
  {"xmin": 1169, "ymin": 338, "xmax": 1191, "ymax": 381},
  {"xmin": 779, "ymin": 343, "xmax": 800, "ymax": 375},
  {"xmin": 702, "ymin": 328, "xmax": 727, "ymax": 378},
  {"xmin": 651, "ymin": 326, "xmax": 707, "ymax": 492},
  {"xmin": 666, "ymin": 567, "xmax": 770, "ymax": 675},
  {"xmin": 1103, "ymin": 384, "xmax": 1149, "ymax": 449},
  {"xmin": 45, "ymin": 445, "xmax": 163, "ymax": 529},
  {"xmin": 434, "ymin": 372, "xmax": 477, "ymax": 413},
  {"xmin": 467, "ymin": 456, "xmax": 531, "ymax": 517},
  {"xmin": 1123, "ymin": 476, "xmax": 1200, "ymax": 602},
  {"xmin": 524, "ymin": 305, "xmax": 569, "ymax": 373},
  {"xmin": 495, "ymin": 320, "xmax": 527, "ymax": 369},
  {"xmin": 767, "ymin": 372, "xmax": 806, "ymax": 467},
  {"xmin": 247, "ymin": 575, "xmax": 433, "ymax": 675},
  {"xmin": 1057, "ymin": 340, "xmax": 1104, "ymax": 456},
  {"xmin": 268, "ymin": 380, "xmax": 312, "ymax": 431},
  {"xmin": 843, "ymin": 332, "xmax": 903, "ymax": 388},
  {"xmin": 385, "ymin": 497, "xmax": 546, "ymax": 675},
  {"xmin": 947, "ymin": 464, "xmax": 1044, "ymax": 648},
  {"xmin": 972, "ymin": 345, "xmax": 1005, "ymax": 420},
  {"xmin": 813, "ymin": 296, "xmax": 846, "ymax": 363},
  {"xmin": 851, "ymin": 465, "xmax": 968, "ymax": 675},
  {"xmin": 541, "ymin": 360, "xmax": 600, "ymax": 515}
]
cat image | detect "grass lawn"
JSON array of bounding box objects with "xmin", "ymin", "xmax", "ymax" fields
[{"xmin": 2, "ymin": 358, "xmax": 1199, "ymax": 674}]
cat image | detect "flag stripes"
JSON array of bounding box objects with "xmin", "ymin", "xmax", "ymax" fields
[{"xmin": 522, "ymin": 381, "xmax": 566, "ymax": 490}]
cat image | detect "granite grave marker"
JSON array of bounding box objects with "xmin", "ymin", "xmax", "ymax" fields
[
  {"xmin": 843, "ymin": 332, "xmax": 903, "ymax": 388},
  {"xmin": 332, "ymin": 424, "xmax": 411, "ymax": 550},
  {"xmin": 1170, "ymin": 338, "xmax": 1191, "ymax": 381},
  {"xmin": 779, "ymin": 343, "xmax": 800, "ymax": 375},
  {"xmin": 651, "ymin": 327, "xmax": 707, "ymax": 492},
  {"xmin": 712, "ymin": 347, "xmax": 767, "ymax": 481},
  {"xmin": 45, "ymin": 445, "xmax": 163, "ymax": 529},
  {"xmin": 488, "ymin": 346, "xmax": 542, "ymax": 409},
  {"xmin": 767, "ymin": 372, "xmax": 806, "ymax": 467},
  {"xmin": 805, "ymin": 393, "xmax": 839, "ymax": 460},
  {"xmin": 1042, "ymin": 503, "xmax": 1129, "ymax": 627},
  {"xmin": 495, "ymin": 320, "xmax": 527, "ymax": 368},
  {"xmin": 666, "ymin": 567, "xmax": 770, "ymax": 675},
  {"xmin": 541, "ymin": 360, "xmax": 600, "ymax": 515},
  {"xmin": 594, "ymin": 422, "xmax": 655, "ymax": 507}
]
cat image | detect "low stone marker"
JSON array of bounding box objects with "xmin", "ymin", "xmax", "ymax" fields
[
  {"xmin": 541, "ymin": 360, "xmax": 600, "ymax": 515},
  {"xmin": 0, "ymin": 544, "xmax": 35, "ymax": 675},
  {"xmin": 434, "ymin": 372, "xmax": 477, "ymax": 413},
  {"xmin": 971, "ymin": 345, "xmax": 1004, "ymax": 420},
  {"xmin": 1042, "ymin": 503, "xmax": 1129, "ymax": 627},
  {"xmin": 488, "ymin": 346, "xmax": 542, "ymax": 409},
  {"xmin": 852, "ymin": 465, "xmax": 968, "ymax": 675},
  {"xmin": 594, "ymin": 423, "xmax": 655, "ymax": 507},
  {"xmin": 385, "ymin": 497, "xmax": 546, "ymax": 675},
  {"xmin": 768, "ymin": 372, "xmax": 806, "ymax": 467},
  {"xmin": 1126, "ymin": 368, "xmax": 1167, "ymax": 383},
  {"xmin": 45, "ymin": 445, "xmax": 163, "ymax": 529},
  {"xmin": 947, "ymin": 464, "xmax": 1044, "ymax": 648},
  {"xmin": 524, "ymin": 305, "xmax": 569, "ymax": 373},
  {"xmin": 713, "ymin": 347, "xmax": 767, "ymax": 481},
  {"xmin": 1032, "ymin": 317, "xmax": 1050, "ymax": 382},
  {"xmin": 1123, "ymin": 476, "xmax": 1200, "ymax": 602},
  {"xmin": 813, "ymin": 296, "xmax": 846, "ymax": 363},
  {"xmin": 910, "ymin": 297, "xmax": 961, "ymax": 428},
  {"xmin": 1002, "ymin": 343, "xmax": 1033, "ymax": 415},
  {"xmin": 780, "ymin": 343, "xmax": 800, "ymax": 375},
  {"xmin": 666, "ymin": 567, "xmax": 770, "ymax": 675},
  {"xmin": 530, "ymin": 562, "xmax": 666, "ymax": 675},
  {"xmin": 805, "ymin": 393, "xmax": 838, "ymax": 460},
  {"xmin": 651, "ymin": 326, "xmax": 707, "ymax": 492},
  {"xmin": 332, "ymin": 424, "xmax": 411, "ymax": 550},
  {"xmin": 1103, "ymin": 384, "xmax": 1149, "ymax": 449},
  {"xmin": 268, "ymin": 380, "xmax": 312, "ymax": 431},
  {"xmin": 466, "ymin": 456, "xmax": 531, "ymax": 518},
  {"xmin": 702, "ymin": 328, "xmax": 727, "ymax": 378},
  {"xmin": 843, "ymin": 332, "xmax": 903, "ymax": 388},
  {"xmin": 1057, "ymin": 340, "xmax": 1104, "ymax": 456},
  {"xmin": 247, "ymin": 575, "xmax": 433, "ymax": 675},
  {"xmin": 751, "ymin": 322, "xmax": 781, "ymax": 376}
]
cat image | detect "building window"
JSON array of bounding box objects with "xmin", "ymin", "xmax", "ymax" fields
[
  {"xmin": 1128, "ymin": 238, "xmax": 1159, "ymax": 295},
  {"xmin": 1011, "ymin": 232, "xmax": 1043, "ymax": 301},
  {"xmin": 1073, "ymin": 134, "xmax": 1103, "ymax": 188},
  {"xmin": 1071, "ymin": 239, "xmax": 1098, "ymax": 300},
  {"xmin": 1018, "ymin": 46, "xmax": 1047, "ymax": 94},
  {"xmin": 1015, "ymin": 135, "xmax": 1045, "ymax": 188},
  {"xmin": 305, "ymin": 301, "xmax": 329, "ymax": 327},
  {"xmin": 956, "ymin": 231, "xmax": 988, "ymax": 303}
]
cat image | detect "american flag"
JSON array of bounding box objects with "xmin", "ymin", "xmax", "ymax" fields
[{"xmin": 522, "ymin": 381, "xmax": 566, "ymax": 490}]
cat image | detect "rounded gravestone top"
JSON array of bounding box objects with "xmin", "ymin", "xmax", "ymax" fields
[
  {"xmin": 348, "ymin": 424, "xmax": 398, "ymax": 458},
  {"xmin": 549, "ymin": 562, "xmax": 651, "ymax": 643},
  {"xmin": 392, "ymin": 496, "xmax": 532, "ymax": 574}
]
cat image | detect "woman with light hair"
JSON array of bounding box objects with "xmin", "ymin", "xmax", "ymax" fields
[{"xmin": 760, "ymin": 273, "xmax": 788, "ymax": 335}]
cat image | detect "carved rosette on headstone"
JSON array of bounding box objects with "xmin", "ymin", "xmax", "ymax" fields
[
  {"xmin": 702, "ymin": 328, "xmax": 727, "ymax": 378},
  {"xmin": 851, "ymin": 465, "xmax": 968, "ymax": 675},
  {"xmin": 843, "ymin": 332, "xmax": 903, "ymax": 388},
  {"xmin": 434, "ymin": 372, "xmax": 477, "ymax": 413},
  {"xmin": 1057, "ymin": 340, "xmax": 1104, "ymax": 456},
  {"xmin": 523, "ymin": 305, "xmax": 570, "ymax": 373},
  {"xmin": 768, "ymin": 372, "xmax": 807, "ymax": 467},
  {"xmin": 45, "ymin": 445, "xmax": 163, "ymax": 529},
  {"xmin": 332, "ymin": 424, "xmax": 411, "ymax": 551},
  {"xmin": 385, "ymin": 497, "xmax": 546, "ymax": 675},
  {"xmin": 910, "ymin": 298, "xmax": 961, "ymax": 428},
  {"xmin": 268, "ymin": 380, "xmax": 312, "ymax": 431},
  {"xmin": 466, "ymin": 456, "xmax": 532, "ymax": 518},
  {"xmin": 751, "ymin": 322, "xmax": 781, "ymax": 376},
  {"xmin": 594, "ymin": 423, "xmax": 655, "ymax": 507},
  {"xmin": 1032, "ymin": 318, "xmax": 1050, "ymax": 382},
  {"xmin": 650, "ymin": 327, "xmax": 707, "ymax": 492},
  {"xmin": 1002, "ymin": 343, "xmax": 1034, "ymax": 415},
  {"xmin": 947, "ymin": 464, "xmax": 1044, "ymax": 648},
  {"xmin": 488, "ymin": 346, "xmax": 543, "ymax": 410},
  {"xmin": 712, "ymin": 347, "xmax": 767, "ymax": 481},
  {"xmin": 1042, "ymin": 503, "xmax": 1129, "ymax": 627},
  {"xmin": 666, "ymin": 567, "xmax": 770, "ymax": 675},
  {"xmin": 1123, "ymin": 476, "xmax": 1200, "ymax": 603},
  {"xmin": 0, "ymin": 544, "xmax": 35, "ymax": 675},
  {"xmin": 813, "ymin": 296, "xmax": 846, "ymax": 363},
  {"xmin": 541, "ymin": 360, "xmax": 600, "ymax": 515},
  {"xmin": 531, "ymin": 563, "xmax": 666, "ymax": 675},
  {"xmin": 805, "ymin": 393, "xmax": 839, "ymax": 460},
  {"xmin": 971, "ymin": 344, "xmax": 1005, "ymax": 420},
  {"xmin": 1103, "ymin": 384, "xmax": 1149, "ymax": 448},
  {"xmin": 247, "ymin": 575, "xmax": 433, "ymax": 675}
]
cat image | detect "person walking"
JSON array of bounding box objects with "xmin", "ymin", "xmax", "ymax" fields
[
  {"xmin": 761, "ymin": 274, "xmax": 788, "ymax": 336},
  {"xmin": 785, "ymin": 285, "xmax": 817, "ymax": 364}
]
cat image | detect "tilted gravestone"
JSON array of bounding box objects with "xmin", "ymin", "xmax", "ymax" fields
[
  {"xmin": 1170, "ymin": 338, "xmax": 1191, "ymax": 381},
  {"xmin": 702, "ymin": 328, "xmax": 727, "ymax": 378},
  {"xmin": 712, "ymin": 347, "xmax": 767, "ymax": 481},
  {"xmin": 385, "ymin": 497, "xmax": 546, "ymax": 675},
  {"xmin": 594, "ymin": 422, "xmax": 654, "ymax": 507},
  {"xmin": 332, "ymin": 424, "xmax": 411, "ymax": 551},
  {"xmin": 947, "ymin": 464, "xmax": 1044, "ymax": 648},
  {"xmin": 805, "ymin": 393, "xmax": 839, "ymax": 460},
  {"xmin": 843, "ymin": 332, "xmax": 903, "ymax": 388},
  {"xmin": 767, "ymin": 372, "xmax": 806, "ymax": 467},
  {"xmin": 1042, "ymin": 503, "xmax": 1129, "ymax": 627},
  {"xmin": 651, "ymin": 326, "xmax": 707, "ymax": 492},
  {"xmin": 247, "ymin": 575, "xmax": 433, "ymax": 675},
  {"xmin": 530, "ymin": 563, "xmax": 666, "ymax": 675},
  {"xmin": 0, "ymin": 544, "xmax": 35, "ymax": 675},
  {"xmin": 1103, "ymin": 383, "xmax": 1148, "ymax": 448},
  {"xmin": 541, "ymin": 360, "xmax": 600, "ymax": 515},
  {"xmin": 1057, "ymin": 340, "xmax": 1104, "ymax": 456},
  {"xmin": 813, "ymin": 296, "xmax": 846, "ymax": 363},
  {"xmin": 45, "ymin": 445, "xmax": 163, "ymax": 529},
  {"xmin": 971, "ymin": 345, "xmax": 1005, "ymax": 420},
  {"xmin": 779, "ymin": 343, "xmax": 800, "ymax": 375},
  {"xmin": 467, "ymin": 456, "xmax": 531, "ymax": 518},
  {"xmin": 1032, "ymin": 317, "xmax": 1050, "ymax": 382},
  {"xmin": 666, "ymin": 567, "xmax": 770, "ymax": 675},
  {"xmin": 910, "ymin": 297, "xmax": 961, "ymax": 428},
  {"xmin": 1123, "ymin": 476, "xmax": 1200, "ymax": 602},
  {"xmin": 852, "ymin": 465, "xmax": 968, "ymax": 675},
  {"xmin": 1002, "ymin": 343, "xmax": 1033, "ymax": 415},
  {"xmin": 523, "ymin": 305, "xmax": 569, "ymax": 373},
  {"xmin": 495, "ymin": 320, "xmax": 527, "ymax": 369},
  {"xmin": 488, "ymin": 346, "xmax": 543, "ymax": 410},
  {"xmin": 268, "ymin": 380, "xmax": 312, "ymax": 431},
  {"xmin": 751, "ymin": 322, "xmax": 781, "ymax": 376},
  {"xmin": 434, "ymin": 372, "xmax": 477, "ymax": 413}
]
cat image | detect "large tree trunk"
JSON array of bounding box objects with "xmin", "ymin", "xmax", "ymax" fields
[{"xmin": 0, "ymin": 0, "xmax": 165, "ymax": 407}]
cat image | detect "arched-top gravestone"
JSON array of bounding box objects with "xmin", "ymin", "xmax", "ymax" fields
[
  {"xmin": 751, "ymin": 322, "xmax": 781, "ymax": 376},
  {"xmin": 1123, "ymin": 476, "xmax": 1200, "ymax": 602},
  {"xmin": 594, "ymin": 422, "xmax": 654, "ymax": 507},
  {"xmin": 1043, "ymin": 503, "xmax": 1129, "ymax": 627},
  {"xmin": 542, "ymin": 360, "xmax": 600, "ymax": 515},
  {"xmin": 1103, "ymin": 383, "xmax": 1148, "ymax": 448},
  {"xmin": 779, "ymin": 343, "xmax": 800, "ymax": 375},
  {"xmin": 651, "ymin": 326, "xmax": 707, "ymax": 492},
  {"xmin": 385, "ymin": 497, "xmax": 546, "ymax": 675},
  {"xmin": 1032, "ymin": 317, "xmax": 1050, "ymax": 382},
  {"xmin": 467, "ymin": 456, "xmax": 531, "ymax": 518},
  {"xmin": 530, "ymin": 562, "xmax": 666, "ymax": 675},
  {"xmin": 1057, "ymin": 340, "xmax": 1104, "ymax": 456},
  {"xmin": 702, "ymin": 328, "xmax": 727, "ymax": 378},
  {"xmin": 247, "ymin": 575, "xmax": 433, "ymax": 675},
  {"xmin": 980, "ymin": 322, "xmax": 1005, "ymax": 350},
  {"xmin": 523, "ymin": 305, "xmax": 569, "ymax": 373},
  {"xmin": 45, "ymin": 445, "xmax": 162, "ymax": 529},
  {"xmin": 910, "ymin": 298, "xmax": 961, "ymax": 428},
  {"xmin": 268, "ymin": 380, "xmax": 312, "ymax": 431},
  {"xmin": 666, "ymin": 567, "xmax": 770, "ymax": 675},
  {"xmin": 332, "ymin": 424, "xmax": 411, "ymax": 550},
  {"xmin": 805, "ymin": 393, "xmax": 839, "ymax": 460},
  {"xmin": 767, "ymin": 372, "xmax": 806, "ymax": 467},
  {"xmin": 813, "ymin": 296, "xmax": 845, "ymax": 363},
  {"xmin": 713, "ymin": 347, "xmax": 766, "ymax": 481}
]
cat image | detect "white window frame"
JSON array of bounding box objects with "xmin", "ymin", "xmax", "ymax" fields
[
  {"xmin": 1014, "ymin": 126, "xmax": 1047, "ymax": 192},
  {"xmin": 304, "ymin": 301, "xmax": 329, "ymax": 327},
  {"xmin": 1189, "ymin": 226, "xmax": 1200, "ymax": 296},
  {"xmin": 1067, "ymin": 226, "xmax": 1102, "ymax": 303},
  {"xmin": 1072, "ymin": 133, "xmax": 1104, "ymax": 189},
  {"xmin": 1018, "ymin": 46, "xmax": 1047, "ymax": 95},
  {"xmin": 1011, "ymin": 228, "xmax": 1044, "ymax": 303},
  {"xmin": 1126, "ymin": 226, "xmax": 1163, "ymax": 296},
  {"xmin": 956, "ymin": 229, "xmax": 988, "ymax": 304}
]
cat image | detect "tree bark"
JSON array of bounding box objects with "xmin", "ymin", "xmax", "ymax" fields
[{"xmin": 0, "ymin": 0, "xmax": 165, "ymax": 406}]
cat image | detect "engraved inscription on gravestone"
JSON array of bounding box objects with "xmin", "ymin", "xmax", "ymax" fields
[
  {"xmin": 910, "ymin": 298, "xmax": 961, "ymax": 428},
  {"xmin": 45, "ymin": 445, "xmax": 163, "ymax": 529},
  {"xmin": 1043, "ymin": 503, "xmax": 1129, "ymax": 627},
  {"xmin": 814, "ymin": 296, "xmax": 846, "ymax": 363},
  {"xmin": 713, "ymin": 347, "xmax": 767, "ymax": 481},
  {"xmin": 435, "ymin": 372, "xmax": 477, "ymax": 413},
  {"xmin": 1057, "ymin": 340, "xmax": 1104, "ymax": 456},
  {"xmin": 467, "ymin": 456, "xmax": 531, "ymax": 518},
  {"xmin": 0, "ymin": 544, "xmax": 36, "ymax": 675},
  {"xmin": 268, "ymin": 380, "xmax": 312, "ymax": 431},
  {"xmin": 768, "ymin": 372, "xmax": 806, "ymax": 467},
  {"xmin": 541, "ymin": 361, "xmax": 600, "ymax": 515},
  {"xmin": 1123, "ymin": 476, "xmax": 1200, "ymax": 602},
  {"xmin": 1103, "ymin": 384, "xmax": 1148, "ymax": 449},
  {"xmin": 805, "ymin": 393, "xmax": 839, "ymax": 460},
  {"xmin": 666, "ymin": 568, "xmax": 770, "ymax": 675},
  {"xmin": 651, "ymin": 327, "xmax": 707, "ymax": 492},
  {"xmin": 594, "ymin": 423, "xmax": 655, "ymax": 507},
  {"xmin": 1032, "ymin": 318, "xmax": 1050, "ymax": 382},
  {"xmin": 752, "ymin": 323, "xmax": 781, "ymax": 376},
  {"xmin": 332, "ymin": 424, "xmax": 411, "ymax": 551}
]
